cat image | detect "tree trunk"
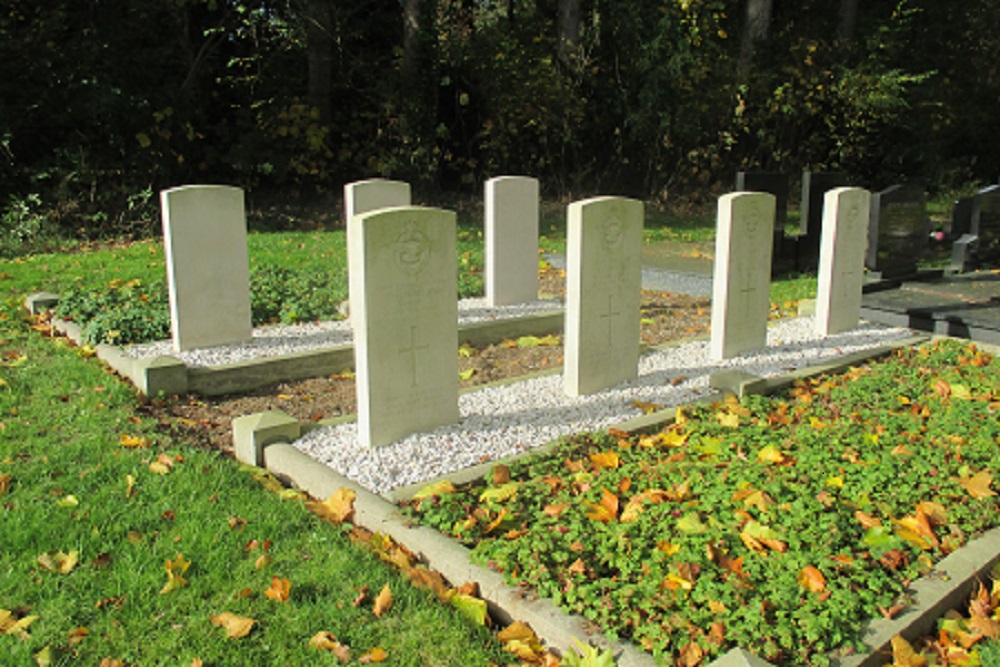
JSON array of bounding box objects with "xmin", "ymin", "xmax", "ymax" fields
[
  {"xmin": 837, "ymin": 0, "xmax": 859, "ymax": 45},
  {"xmin": 738, "ymin": 0, "xmax": 772, "ymax": 81},
  {"xmin": 557, "ymin": 0, "xmax": 581, "ymax": 67},
  {"xmin": 402, "ymin": 0, "xmax": 421, "ymax": 83},
  {"xmin": 306, "ymin": 0, "xmax": 334, "ymax": 124}
]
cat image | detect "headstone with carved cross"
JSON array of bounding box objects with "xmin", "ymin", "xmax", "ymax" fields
[
  {"xmin": 710, "ymin": 192, "xmax": 776, "ymax": 360},
  {"xmin": 816, "ymin": 187, "xmax": 871, "ymax": 335},
  {"xmin": 485, "ymin": 176, "xmax": 540, "ymax": 306},
  {"xmin": 563, "ymin": 196, "xmax": 643, "ymax": 397},
  {"xmin": 160, "ymin": 185, "xmax": 253, "ymax": 352},
  {"xmin": 349, "ymin": 206, "xmax": 459, "ymax": 447}
]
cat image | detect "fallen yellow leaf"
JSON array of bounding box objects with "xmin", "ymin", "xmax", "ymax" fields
[
  {"xmin": 264, "ymin": 576, "xmax": 291, "ymax": 602},
  {"xmin": 373, "ymin": 584, "xmax": 393, "ymax": 617},
  {"xmin": 210, "ymin": 612, "xmax": 255, "ymax": 639},
  {"xmin": 359, "ymin": 647, "xmax": 388, "ymax": 664},
  {"xmin": 160, "ymin": 553, "xmax": 190, "ymax": 594},
  {"xmin": 38, "ymin": 550, "xmax": 79, "ymax": 575},
  {"xmin": 589, "ymin": 450, "xmax": 620, "ymax": 470},
  {"xmin": 119, "ymin": 434, "xmax": 148, "ymax": 448},
  {"xmin": 797, "ymin": 566, "xmax": 827, "ymax": 593},
  {"xmin": 956, "ymin": 470, "xmax": 996, "ymax": 499},
  {"xmin": 309, "ymin": 631, "xmax": 351, "ymax": 661},
  {"xmin": 308, "ymin": 488, "xmax": 357, "ymax": 524}
]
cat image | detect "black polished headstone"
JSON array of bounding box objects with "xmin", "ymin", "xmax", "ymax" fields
[
  {"xmin": 799, "ymin": 171, "xmax": 848, "ymax": 267},
  {"xmin": 951, "ymin": 197, "xmax": 974, "ymax": 237},
  {"xmin": 866, "ymin": 184, "xmax": 929, "ymax": 279}
]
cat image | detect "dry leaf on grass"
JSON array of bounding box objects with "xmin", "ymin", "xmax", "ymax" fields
[{"xmin": 210, "ymin": 612, "xmax": 255, "ymax": 639}]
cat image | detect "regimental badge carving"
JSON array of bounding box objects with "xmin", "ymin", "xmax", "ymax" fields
[
  {"xmin": 395, "ymin": 221, "xmax": 430, "ymax": 275},
  {"xmin": 603, "ymin": 214, "xmax": 624, "ymax": 248},
  {"xmin": 745, "ymin": 199, "xmax": 766, "ymax": 238}
]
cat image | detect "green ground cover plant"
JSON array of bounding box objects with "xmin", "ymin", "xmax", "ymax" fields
[
  {"xmin": 0, "ymin": 271, "xmax": 508, "ymax": 664},
  {"xmin": 404, "ymin": 340, "xmax": 1000, "ymax": 666}
]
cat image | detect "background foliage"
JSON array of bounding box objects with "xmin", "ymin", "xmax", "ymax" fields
[{"xmin": 2, "ymin": 0, "xmax": 998, "ymax": 247}]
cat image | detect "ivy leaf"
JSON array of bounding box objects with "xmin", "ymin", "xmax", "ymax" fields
[
  {"xmin": 160, "ymin": 553, "xmax": 190, "ymax": 594},
  {"xmin": 308, "ymin": 488, "xmax": 356, "ymax": 524},
  {"xmin": 210, "ymin": 612, "xmax": 255, "ymax": 639}
]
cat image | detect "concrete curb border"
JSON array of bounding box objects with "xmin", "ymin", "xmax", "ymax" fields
[{"xmin": 25, "ymin": 292, "xmax": 562, "ymax": 397}]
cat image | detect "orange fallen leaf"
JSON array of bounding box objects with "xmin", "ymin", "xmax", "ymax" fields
[
  {"xmin": 309, "ymin": 631, "xmax": 351, "ymax": 662},
  {"xmin": 264, "ymin": 576, "xmax": 291, "ymax": 602},
  {"xmin": 67, "ymin": 627, "xmax": 89, "ymax": 646},
  {"xmin": 373, "ymin": 584, "xmax": 393, "ymax": 617},
  {"xmin": 0, "ymin": 473, "xmax": 10, "ymax": 494},
  {"xmin": 798, "ymin": 566, "xmax": 827, "ymax": 593},
  {"xmin": 210, "ymin": 612, "xmax": 255, "ymax": 639},
  {"xmin": 585, "ymin": 488, "xmax": 619, "ymax": 522}
]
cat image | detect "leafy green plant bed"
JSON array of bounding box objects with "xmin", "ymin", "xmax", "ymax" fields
[{"xmin": 403, "ymin": 340, "xmax": 1000, "ymax": 666}]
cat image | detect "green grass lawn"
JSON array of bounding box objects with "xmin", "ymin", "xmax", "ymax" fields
[{"xmin": 0, "ymin": 269, "xmax": 508, "ymax": 664}]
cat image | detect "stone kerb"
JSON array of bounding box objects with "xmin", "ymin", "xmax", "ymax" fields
[
  {"xmin": 161, "ymin": 185, "xmax": 253, "ymax": 351},
  {"xmin": 350, "ymin": 206, "xmax": 459, "ymax": 447},
  {"xmin": 485, "ymin": 176, "xmax": 540, "ymax": 307},
  {"xmin": 816, "ymin": 187, "xmax": 871, "ymax": 336},
  {"xmin": 563, "ymin": 196, "xmax": 643, "ymax": 397},
  {"xmin": 710, "ymin": 192, "xmax": 776, "ymax": 360}
]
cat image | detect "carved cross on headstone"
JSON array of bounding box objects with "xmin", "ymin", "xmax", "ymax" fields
[
  {"xmin": 398, "ymin": 325, "xmax": 429, "ymax": 387},
  {"xmin": 599, "ymin": 294, "xmax": 622, "ymax": 347}
]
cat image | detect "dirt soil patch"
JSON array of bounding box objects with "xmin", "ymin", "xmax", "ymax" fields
[{"xmin": 140, "ymin": 267, "xmax": 712, "ymax": 455}]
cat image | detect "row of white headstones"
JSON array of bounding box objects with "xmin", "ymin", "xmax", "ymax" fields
[{"xmin": 159, "ymin": 178, "xmax": 870, "ymax": 447}]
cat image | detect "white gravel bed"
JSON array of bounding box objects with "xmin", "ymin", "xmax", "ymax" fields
[
  {"xmin": 294, "ymin": 317, "xmax": 915, "ymax": 495},
  {"xmin": 122, "ymin": 298, "xmax": 561, "ymax": 368}
]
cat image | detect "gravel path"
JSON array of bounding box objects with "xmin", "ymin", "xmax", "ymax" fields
[
  {"xmin": 294, "ymin": 317, "xmax": 914, "ymax": 495},
  {"xmin": 122, "ymin": 298, "xmax": 562, "ymax": 368}
]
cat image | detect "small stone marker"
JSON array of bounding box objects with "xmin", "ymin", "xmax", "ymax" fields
[
  {"xmin": 485, "ymin": 176, "xmax": 540, "ymax": 306},
  {"xmin": 735, "ymin": 171, "xmax": 789, "ymax": 266},
  {"xmin": 160, "ymin": 184, "xmax": 252, "ymax": 351},
  {"xmin": 563, "ymin": 196, "xmax": 643, "ymax": 397},
  {"xmin": 799, "ymin": 171, "xmax": 848, "ymax": 265},
  {"xmin": 343, "ymin": 178, "xmax": 411, "ymax": 224},
  {"xmin": 865, "ymin": 184, "xmax": 928, "ymax": 278},
  {"xmin": 816, "ymin": 187, "xmax": 871, "ymax": 335},
  {"xmin": 710, "ymin": 192, "xmax": 776, "ymax": 360},
  {"xmin": 350, "ymin": 206, "xmax": 459, "ymax": 447}
]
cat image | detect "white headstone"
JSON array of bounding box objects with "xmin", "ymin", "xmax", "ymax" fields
[
  {"xmin": 343, "ymin": 179, "xmax": 412, "ymax": 224},
  {"xmin": 563, "ymin": 196, "xmax": 643, "ymax": 397},
  {"xmin": 485, "ymin": 176, "xmax": 540, "ymax": 306},
  {"xmin": 710, "ymin": 192, "xmax": 776, "ymax": 360},
  {"xmin": 350, "ymin": 206, "xmax": 459, "ymax": 447},
  {"xmin": 816, "ymin": 187, "xmax": 871, "ymax": 335},
  {"xmin": 160, "ymin": 185, "xmax": 252, "ymax": 352}
]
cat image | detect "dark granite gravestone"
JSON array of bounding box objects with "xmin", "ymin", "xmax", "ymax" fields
[
  {"xmin": 735, "ymin": 171, "xmax": 791, "ymax": 272},
  {"xmin": 799, "ymin": 171, "xmax": 849, "ymax": 268},
  {"xmin": 951, "ymin": 185, "xmax": 1000, "ymax": 272},
  {"xmin": 951, "ymin": 196, "xmax": 974, "ymax": 237},
  {"xmin": 865, "ymin": 184, "xmax": 929, "ymax": 279}
]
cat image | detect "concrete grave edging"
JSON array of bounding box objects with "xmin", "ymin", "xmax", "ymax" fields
[{"xmin": 24, "ymin": 292, "xmax": 562, "ymax": 397}]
